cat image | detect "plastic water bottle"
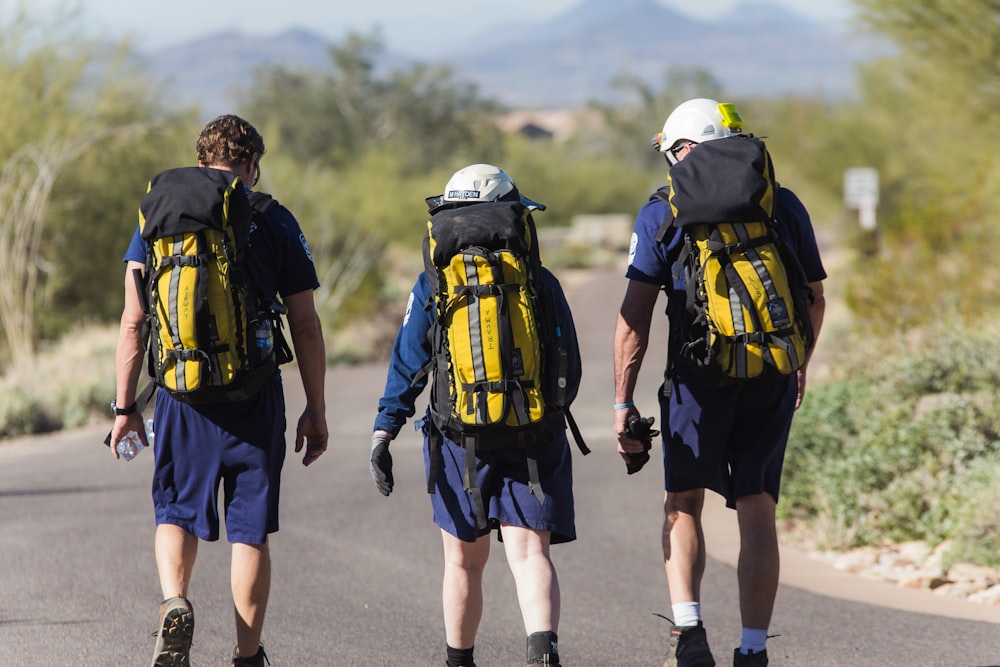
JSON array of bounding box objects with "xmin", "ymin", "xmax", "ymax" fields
[
  {"xmin": 117, "ymin": 418, "xmax": 154, "ymax": 462},
  {"xmin": 255, "ymin": 318, "xmax": 273, "ymax": 354}
]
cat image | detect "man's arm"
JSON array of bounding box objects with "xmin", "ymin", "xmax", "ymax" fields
[
  {"xmin": 110, "ymin": 260, "xmax": 149, "ymax": 456},
  {"xmin": 283, "ymin": 289, "xmax": 328, "ymax": 465},
  {"xmin": 613, "ymin": 279, "xmax": 660, "ymax": 456},
  {"xmin": 796, "ymin": 279, "xmax": 827, "ymax": 409}
]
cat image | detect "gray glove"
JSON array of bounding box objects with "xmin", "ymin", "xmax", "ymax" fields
[{"xmin": 370, "ymin": 432, "xmax": 394, "ymax": 496}]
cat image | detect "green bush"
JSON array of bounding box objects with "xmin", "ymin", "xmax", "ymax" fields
[
  {"xmin": 943, "ymin": 452, "xmax": 1000, "ymax": 570},
  {"xmin": 0, "ymin": 387, "xmax": 62, "ymax": 438},
  {"xmin": 783, "ymin": 326, "xmax": 1000, "ymax": 558}
]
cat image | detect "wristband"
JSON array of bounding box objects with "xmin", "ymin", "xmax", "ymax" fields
[
  {"xmin": 613, "ymin": 402, "xmax": 635, "ymax": 410},
  {"xmin": 111, "ymin": 400, "xmax": 137, "ymax": 416}
]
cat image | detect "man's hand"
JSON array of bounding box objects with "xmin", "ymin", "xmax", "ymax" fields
[
  {"xmin": 370, "ymin": 431, "xmax": 394, "ymax": 496},
  {"xmin": 795, "ymin": 366, "xmax": 808, "ymax": 410},
  {"xmin": 295, "ymin": 407, "xmax": 328, "ymax": 466},
  {"xmin": 108, "ymin": 412, "xmax": 145, "ymax": 459},
  {"xmin": 624, "ymin": 415, "xmax": 659, "ymax": 474}
]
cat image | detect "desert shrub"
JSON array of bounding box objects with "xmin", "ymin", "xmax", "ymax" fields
[
  {"xmin": 943, "ymin": 452, "xmax": 1000, "ymax": 570},
  {"xmin": 0, "ymin": 387, "xmax": 62, "ymax": 438},
  {"xmin": 783, "ymin": 326, "xmax": 1000, "ymax": 554}
]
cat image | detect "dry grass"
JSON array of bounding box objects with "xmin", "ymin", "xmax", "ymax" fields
[{"xmin": 0, "ymin": 323, "xmax": 119, "ymax": 437}]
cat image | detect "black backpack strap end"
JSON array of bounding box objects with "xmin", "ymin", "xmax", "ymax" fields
[{"xmin": 563, "ymin": 408, "xmax": 590, "ymax": 455}]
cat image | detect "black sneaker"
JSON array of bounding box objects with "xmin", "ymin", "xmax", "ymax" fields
[
  {"xmin": 149, "ymin": 597, "xmax": 194, "ymax": 667},
  {"xmin": 663, "ymin": 622, "xmax": 716, "ymax": 667},
  {"xmin": 232, "ymin": 644, "xmax": 270, "ymax": 666},
  {"xmin": 733, "ymin": 648, "xmax": 768, "ymax": 666}
]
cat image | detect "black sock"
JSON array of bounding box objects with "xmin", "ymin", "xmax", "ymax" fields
[
  {"xmin": 446, "ymin": 644, "xmax": 475, "ymax": 667},
  {"xmin": 527, "ymin": 630, "xmax": 560, "ymax": 664}
]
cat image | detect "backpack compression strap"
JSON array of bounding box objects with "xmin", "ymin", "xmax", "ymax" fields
[{"xmin": 463, "ymin": 434, "xmax": 489, "ymax": 530}]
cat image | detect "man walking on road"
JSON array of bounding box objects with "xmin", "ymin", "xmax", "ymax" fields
[
  {"xmin": 613, "ymin": 99, "xmax": 826, "ymax": 667},
  {"xmin": 110, "ymin": 114, "xmax": 328, "ymax": 667}
]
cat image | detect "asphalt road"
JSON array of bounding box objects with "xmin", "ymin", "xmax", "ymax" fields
[{"xmin": 2, "ymin": 268, "xmax": 999, "ymax": 666}]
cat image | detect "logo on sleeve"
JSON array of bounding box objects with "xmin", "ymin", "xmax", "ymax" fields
[
  {"xmin": 403, "ymin": 291, "xmax": 415, "ymax": 326},
  {"xmin": 299, "ymin": 233, "xmax": 314, "ymax": 263},
  {"xmin": 628, "ymin": 232, "xmax": 638, "ymax": 266}
]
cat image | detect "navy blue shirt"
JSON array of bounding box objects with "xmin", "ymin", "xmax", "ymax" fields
[{"xmin": 374, "ymin": 268, "xmax": 581, "ymax": 438}]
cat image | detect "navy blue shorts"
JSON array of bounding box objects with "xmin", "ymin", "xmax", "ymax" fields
[
  {"xmin": 151, "ymin": 377, "xmax": 287, "ymax": 544},
  {"xmin": 659, "ymin": 371, "xmax": 797, "ymax": 508},
  {"xmin": 422, "ymin": 422, "xmax": 576, "ymax": 544}
]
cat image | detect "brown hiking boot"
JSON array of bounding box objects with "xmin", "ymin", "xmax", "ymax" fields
[{"xmin": 149, "ymin": 596, "xmax": 194, "ymax": 667}]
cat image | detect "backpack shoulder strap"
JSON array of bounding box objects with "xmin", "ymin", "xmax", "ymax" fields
[
  {"xmin": 248, "ymin": 191, "xmax": 278, "ymax": 217},
  {"xmin": 649, "ymin": 187, "xmax": 677, "ymax": 245}
]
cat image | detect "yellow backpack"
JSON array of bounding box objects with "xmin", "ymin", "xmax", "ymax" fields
[
  {"xmin": 138, "ymin": 167, "xmax": 289, "ymax": 404},
  {"xmin": 655, "ymin": 135, "xmax": 814, "ymax": 385},
  {"xmin": 421, "ymin": 200, "xmax": 588, "ymax": 527},
  {"xmin": 423, "ymin": 200, "xmax": 549, "ymax": 442}
]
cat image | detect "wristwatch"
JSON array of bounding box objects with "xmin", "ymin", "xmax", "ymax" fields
[{"xmin": 111, "ymin": 399, "xmax": 138, "ymax": 416}]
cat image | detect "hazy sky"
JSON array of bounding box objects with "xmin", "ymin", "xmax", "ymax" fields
[{"xmin": 19, "ymin": 0, "xmax": 854, "ymax": 55}]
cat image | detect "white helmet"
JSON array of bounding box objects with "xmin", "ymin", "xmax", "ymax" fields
[
  {"xmin": 651, "ymin": 98, "xmax": 744, "ymax": 164},
  {"xmin": 426, "ymin": 163, "xmax": 545, "ymax": 213}
]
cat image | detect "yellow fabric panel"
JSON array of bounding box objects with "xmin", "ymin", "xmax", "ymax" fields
[
  {"xmin": 759, "ymin": 151, "xmax": 775, "ymax": 217},
  {"xmin": 441, "ymin": 250, "xmax": 544, "ymax": 427},
  {"xmin": 153, "ymin": 236, "xmax": 201, "ymax": 391},
  {"xmin": 693, "ymin": 222, "xmax": 807, "ymax": 380},
  {"xmin": 208, "ymin": 240, "xmax": 242, "ymax": 382},
  {"xmin": 150, "ymin": 230, "xmax": 249, "ymax": 392},
  {"xmin": 499, "ymin": 251, "xmax": 543, "ymax": 426},
  {"xmin": 216, "ymin": 182, "xmax": 245, "ymax": 383},
  {"xmin": 442, "ymin": 253, "xmax": 490, "ymax": 424}
]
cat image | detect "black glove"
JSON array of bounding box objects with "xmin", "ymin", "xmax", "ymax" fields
[
  {"xmin": 370, "ymin": 432, "xmax": 394, "ymax": 496},
  {"xmin": 625, "ymin": 415, "xmax": 659, "ymax": 475}
]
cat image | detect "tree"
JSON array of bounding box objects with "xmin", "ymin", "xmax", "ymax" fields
[
  {"xmin": 839, "ymin": 0, "xmax": 1000, "ymax": 330},
  {"xmin": 0, "ymin": 9, "xmax": 192, "ymax": 363},
  {"xmin": 586, "ymin": 66, "xmax": 724, "ymax": 172},
  {"xmin": 856, "ymin": 0, "xmax": 1000, "ymax": 112},
  {"xmin": 246, "ymin": 32, "xmax": 501, "ymax": 171},
  {"xmin": 0, "ymin": 133, "xmax": 106, "ymax": 363}
]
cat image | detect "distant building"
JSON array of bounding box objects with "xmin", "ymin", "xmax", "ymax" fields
[{"xmin": 496, "ymin": 108, "xmax": 602, "ymax": 141}]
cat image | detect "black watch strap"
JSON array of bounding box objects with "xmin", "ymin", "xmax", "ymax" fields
[{"xmin": 112, "ymin": 400, "xmax": 138, "ymax": 416}]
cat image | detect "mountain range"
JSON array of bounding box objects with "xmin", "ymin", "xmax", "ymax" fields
[{"xmin": 142, "ymin": 0, "xmax": 885, "ymax": 114}]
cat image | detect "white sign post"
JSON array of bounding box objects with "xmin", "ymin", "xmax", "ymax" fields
[{"xmin": 844, "ymin": 167, "xmax": 879, "ymax": 231}]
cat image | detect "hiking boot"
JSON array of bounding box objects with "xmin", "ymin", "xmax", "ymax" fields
[
  {"xmin": 733, "ymin": 648, "xmax": 768, "ymax": 666},
  {"xmin": 149, "ymin": 596, "xmax": 194, "ymax": 667},
  {"xmin": 663, "ymin": 622, "xmax": 715, "ymax": 667},
  {"xmin": 232, "ymin": 644, "xmax": 270, "ymax": 666},
  {"xmin": 527, "ymin": 629, "xmax": 560, "ymax": 666}
]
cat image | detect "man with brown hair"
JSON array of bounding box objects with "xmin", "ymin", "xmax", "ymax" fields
[{"xmin": 111, "ymin": 114, "xmax": 328, "ymax": 667}]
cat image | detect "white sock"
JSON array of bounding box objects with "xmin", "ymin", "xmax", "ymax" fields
[
  {"xmin": 739, "ymin": 627, "xmax": 768, "ymax": 654},
  {"xmin": 671, "ymin": 601, "xmax": 701, "ymax": 627}
]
